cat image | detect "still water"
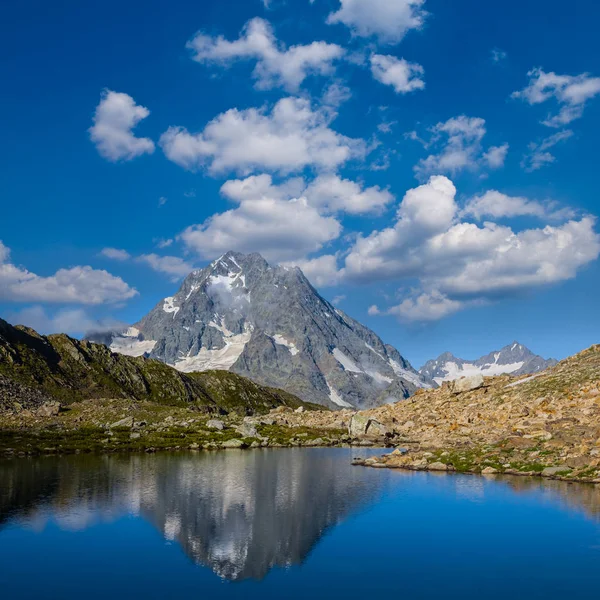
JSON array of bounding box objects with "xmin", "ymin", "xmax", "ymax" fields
[{"xmin": 1, "ymin": 448, "xmax": 600, "ymax": 599}]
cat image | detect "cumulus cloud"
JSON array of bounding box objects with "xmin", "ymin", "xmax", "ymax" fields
[
  {"xmin": 179, "ymin": 182, "xmax": 341, "ymax": 263},
  {"xmin": 413, "ymin": 116, "xmax": 507, "ymax": 178},
  {"xmin": 482, "ymin": 143, "xmax": 509, "ymax": 168},
  {"xmin": 160, "ymin": 97, "xmax": 366, "ymax": 175},
  {"xmin": 463, "ymin": 190, "xmax": 575, "ymax": 221},
  {"xmin": 89, "ymin": 90, "xmax": 155, "ymax": 161},
  {"xmin": 327, "ymin": 0, "xmax": 428, "ymax": 44},
  {"xmin": 221, "ymin": 173, "xmax": 393, "ymax": 215},
  {"xmin": 5, "ymin": 306, "xmax": 126, "ymax": 336},
  {"xmin": 370, "ymin": 54, "xmax": 425, "ymax": 94},
  {"xmin": 304, "ymin": 174, "xmax": 393, "ymax": 214},
  {"xmin": 386, "ymin": 291, "xmax": 466, "ymax": 321},
  {"xmin": 343, "ymin": 176, "xmax": 600, "ymax": 320},
  {"xmin": 512, "ymin": 67, "xmax": 600, "ymax": 127},
  {"xmin": 137, "ymin": 254, "xmax": 195, "ymax": 281},
  {"xmin": 284, "ymin": 254, "xmax": 343, "ymax": 287},
  {"xmin": 99, "ymin": 247, "xmax": 131, "ymax": 261},
  {"xmin": 521, "ymin": 130, "xmax": 574, "ymax": 172},
  {"xmin": 0, "ymin": 241, "xmax": 137, "ymax": 305},
  {"xmin": 187, "ymin": 18, "xmax": 345, "ymax": 92}
]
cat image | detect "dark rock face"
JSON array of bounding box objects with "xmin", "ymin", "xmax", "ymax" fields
[
  {"xmin": 98, "ymin": 251, "xmax": 430, "ymax": 409},
  {"xmin": 419, "ymin": 342, "xmax": 557, "ymax": 384}
]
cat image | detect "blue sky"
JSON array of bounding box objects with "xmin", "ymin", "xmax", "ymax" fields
[{"xmin": 1, "ymin": 0, "xmax": 599, "ymax": 367}]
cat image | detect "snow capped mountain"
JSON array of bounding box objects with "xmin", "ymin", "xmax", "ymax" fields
[
  {"xmin": 419, "ymin": 342, "xmax": 557, "ymax": 385},
  {"xmin": 97, "ymin": 251, "xmax": 430, "ymax": 409}
]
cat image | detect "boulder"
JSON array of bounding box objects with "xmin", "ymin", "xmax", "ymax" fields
[
  {"xmin": 348, "ymin": 413, "xmax": 388, "ymax": 438},
  {"xmin": 110, "ymin": 416, "xmax": 134, "ymax": 428},
  {"xmin": 36, "ymin": 402, "xmax": 61, "ymax": 418},
  {"xmin": 295, "ymin": 406, "xmax": 305, "ymax": 413},
  {"xmin": 451, "ymin": 374, "xmax": 484, "ymax": 394},
  {"xmin": 235, "ymin": 423, "xmax": 258, "ymax": 438},
  {"xmin": 542, "ymin": 466, "xmax": 571, "ymax": 477},
  {"xmin": 222, "ymin": 438, "xmax": 246, "ymax": 449},
  {"xmin": 428, "ymin": 462, "xmax": 449, "ymax": 471},
  {"xmin": 206, "ymin": 419, "xmax": 225, "ymax": 430},
  {"xmin": 481, "ymin": 466, "xmax": 499, "ymax": 475}
]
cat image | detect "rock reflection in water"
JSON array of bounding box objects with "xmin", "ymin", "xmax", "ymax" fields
[{"xmin": 0, "ymin": 449, "xmax": 384, "ymax": 580}]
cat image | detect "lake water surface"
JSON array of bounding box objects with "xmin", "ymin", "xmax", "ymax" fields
[{"xmin": 2, "ymin": 448, "xmax": 600, "ymax": 599}]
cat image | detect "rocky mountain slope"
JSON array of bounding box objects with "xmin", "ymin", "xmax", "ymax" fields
[
  {"xmin": 94, "ymin": 251, "xmax": 430, "ymax": 409},
  {"xmin": 277, "ymin": 344, "xmax": 600, "ymax": 481},
  {"xmin": 0, "ymin": 318, "xmax": 314, "ymax": 415},
  {"xmin": 419, "ymin": 342, "xmax": 557, "ymax": 384}
]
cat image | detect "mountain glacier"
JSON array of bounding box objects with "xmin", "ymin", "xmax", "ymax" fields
[{"xmin": 96, "ymin": 251, "xmax": 430, "ymax": 409}]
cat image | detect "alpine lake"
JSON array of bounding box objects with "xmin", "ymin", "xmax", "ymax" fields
[{"xmin": 2, "ymin": 448, "xmax": 600, "ymax": 599}]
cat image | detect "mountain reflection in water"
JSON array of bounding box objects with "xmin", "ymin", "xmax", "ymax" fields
[{"xmin": 0, "ymin": 449, "xmax": 386, "ymax": 580}]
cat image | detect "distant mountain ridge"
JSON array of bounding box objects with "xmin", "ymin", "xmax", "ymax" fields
[
  {"xmin": 93, "ymin": 251, "xmax": 431, "ymax": 409},
  {"xmin": 419, "ymin": 342, "xmax": 558, "ymax": 384}
]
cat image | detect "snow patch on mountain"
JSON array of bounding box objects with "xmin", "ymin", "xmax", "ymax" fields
[
  {"xmin": 332, "ymin": 348, "xmax": 362, "ymax": 373},
  {"xmin": 326, "ymin": 379, "xmax": 353, "ymax": 408},
  {"xmin": 108, "ymin": 327, "xmax": 157, "ymax": 357},
  {"xmin": 173, "ymin": 324, "xmax": 253, "ymax": 373},
  {"xmin": 271, "ymin": 335, "xmax": 299, "ymax": 356},
  {"xmin": 163, "ymin": 297, "xmax": 179, "ymax": 318}
]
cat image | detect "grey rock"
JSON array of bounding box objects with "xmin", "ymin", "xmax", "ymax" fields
[
  {"xmin": 130, "ymin": 432, "xmax": 141, "ymax": 440},
  {"xmin": 35, "ymin": 401, "xmax": 61, "ymax": 418},
  {"xmin": 451, "ymin": 374, "xmax": 484, "ymax": 394},
  {"xmin": 235, "ymin": 423, "xmax": 258, "ymax": 438},
  {"xmin": 94, "ymin": 251, "xmax": 430, "ymax": 409},
  {"xmin": 110, "ymin": 416, "xmax": 134, "ymax": 428},
  {"xmin": 348, "ymin": 413, "xmax": 388, "ymax": 438},
  {"xmin": 542, "ymin": 466, "xmax": 571, "ymax": 477},
  {"xmin": 222, "ymin": 439, "xmax": 246, "ymax": 449},
  {"xmin": 206, "ymin": 419, "xmax": 225, "ymax": 430},
  {"xmin": 428, "ymin": 462, "xmax": 449, "ymax": 471}
]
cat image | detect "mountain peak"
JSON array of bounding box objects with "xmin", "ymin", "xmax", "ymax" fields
[
  {"xmin": 419, "ymin": 343, "xmax": 557, "ymax": 384},
  {"xmin": 94, "ymin": 253, "xmax": 431, "ymax": 409}
]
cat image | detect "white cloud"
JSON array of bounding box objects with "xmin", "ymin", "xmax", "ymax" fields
[
  {"xmin": 521, "ymin": 130, "xmax": 574, "ymax": 172},
  {"xmin": 482, "ymin": 143, "xmax": 509, "ymax": 168},
  {"xmin": 137, "ymin": 254, "xmax": 195, "ymax": 281},
  {"xmin": 5, "ymin": 306, "xmax": 126, "ymax": 336},
  {"xmin": 304, "ymin": 174, "xmax": 393, "ymax": 214},
  {"xmin": 332, "ymin": 294, "xmax": 346, "ymax": 305},
  {"xmin": 100, "ymin": 247, "xmax": 131, "ymax": 261},
  {"xmin": 180, "ymin": 181, "xmax": 341, "ymax": 263},
  {"xmin": 327, "ymin": 0, "xmax": 428, "ymax": 44},
  {"xmin": 463, "ymin": 190, "xmax": 575, "ymax": 221},
  {"xmin": 387, "ymin": 291, "xmax": 465, "ymax": 321},
  {"xmin": 0, "ymin": 242, "xmax": 137, "ymax": 305},
  {"xmin": 413, "ymin": 116, "xmax": 506, "ymax": 178},
  {"xmin": 285, "ymin": 254, "xmax": 343, "ymax": 287},
  {"xmin": 367, "ymin": 304, "xmax": 381, "ymax": 316},
  {"xmin": 160, "ymin": 97, "xmax": 366, "ymax": 175},
  {"xmin": 512, "ymin": 67, "xmax": 600, "ymax": 127},
  {"xmin": 221, "ymin": 173, "xmax": 392, "ymax": 216},
  {"xmin": 322, "ymin": 82, "xmax": 352, "ymax": 108},
  {"xmin": 187, "ymin": 18, "xmax": 345, "ymax": 92},
  {"xmin": 491, "ymin": 48, "xmax": 507, "ymax": 63},
  {"xmin": 343, "ymin": 176, "xmax": 600, "ymax": 320},
  {"xmin": 89, "ymin": 90, "xmax": 155, "ymax": 161},
  {"xmin": 370, "ymin": 54, "xmax": 425, "ymax": 94}
]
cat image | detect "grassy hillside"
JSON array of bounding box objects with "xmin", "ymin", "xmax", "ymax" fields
[{"xmin": 0, "ymin": 318, "xmax": 317, "ymax": 415}]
